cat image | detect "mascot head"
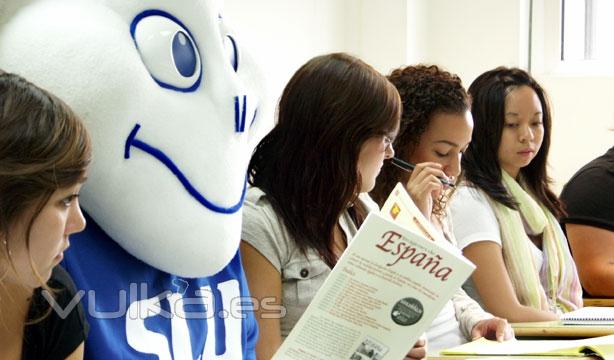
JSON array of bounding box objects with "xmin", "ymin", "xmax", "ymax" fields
[{"xmin": 0, "ymin": 0, "xmax": 271, "ymax": 277}]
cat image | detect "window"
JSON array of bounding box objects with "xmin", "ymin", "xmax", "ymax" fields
[
  {"xmin": 532, "ymin": 0, "xmax": 614, "ymax": 74},
  {"xmin": 562, "ymin": 0, "xmax": 614, "ymax": 61}
]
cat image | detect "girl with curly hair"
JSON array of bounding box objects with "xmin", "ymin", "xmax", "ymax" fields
[{"xmin": 371, "ymin": 64, "xmax": 513, "ymax": 353}]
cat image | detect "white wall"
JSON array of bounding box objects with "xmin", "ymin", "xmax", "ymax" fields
[
  {"xmin": 224, "ymin": 0, "xmax": 410, "ymax": 99},
  {"xmin": 223, "ymin": 0, "xmax": 613, "ymax": 193},
  {"xmin": 346, "ymin": 0, "xmax": 410, "ymax": 75},
  {"xmin": 539, "ymin": 75, "xmax": 614, "ymax": 192},
  {"xmin": 224, "ymin": 0, "xmax": 354, "ymax": 103},
  {"xmin": 414, "ymin": 0, "xmax": 530, "ymax": 85}
]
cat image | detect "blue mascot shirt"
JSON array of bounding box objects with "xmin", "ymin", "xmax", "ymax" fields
[{"xmin": 62, "ymin": 213, "xmax": 258, "ymax": 359}]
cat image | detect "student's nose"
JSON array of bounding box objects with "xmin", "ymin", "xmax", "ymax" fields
[
  {"xmin": 445, "ymin": 153, "xmax": 462, "ymax": 178},
  {"xmin": 66, "ymin": 202, "xmax": 86, "ymax": 236},
  {"xmin": 519, "ymin": 125, "xmax": 534, "ymax": 143}
]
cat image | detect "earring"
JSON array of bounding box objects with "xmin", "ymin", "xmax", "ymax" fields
[{"xmin": 1, "ymin": 239, "xmax": 10, "ymax": 256}]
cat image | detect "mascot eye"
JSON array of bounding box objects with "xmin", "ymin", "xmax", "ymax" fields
[
  {"xmin": 173, "ymin": 31, "xmax": 198, "ymax": 77},
  {"xmin": 223, "ymin": 35, "xmax": 239, "ymax": 72},
  {"xmin": 131, "ymin": 13, "xmax": 202, "ymax": 91}
]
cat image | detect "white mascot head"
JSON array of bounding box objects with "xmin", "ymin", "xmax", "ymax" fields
[{"xmin": 0, "ymin": 0, "xmax": 271, "ymax": 277}]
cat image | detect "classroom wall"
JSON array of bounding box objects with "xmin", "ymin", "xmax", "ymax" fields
[
  {"xmin": 224, "ymin": 0, "xmax": 613, "ymax": 193},
  {"xmin": 413, "ymin": 0, "xmax": 530, "ymax": 84},
  {"xmin": 223, "ymin": 0, "xmax": 410, "ymax": 98},
  {"xmin": 223, "ymin": 0, "xmax": 353, "ymax": 103}
]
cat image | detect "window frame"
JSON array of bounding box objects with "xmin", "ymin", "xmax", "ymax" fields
[{"xmin": 531, "ymin": 0, "xmax": 614, "ymax": 76}]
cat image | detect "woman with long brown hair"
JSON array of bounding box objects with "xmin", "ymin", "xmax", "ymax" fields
[
  {"xmin": 0, "ymin": 71, "xmax": 91, "ymax": 359},
  {"xmin": 241, "ymin": 53, "xmax": 426, "ymax": 359}
]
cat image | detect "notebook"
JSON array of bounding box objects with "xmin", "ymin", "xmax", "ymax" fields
[{"xmin": 561, "ymin": 306, "xmax": 614, "ymax": 325}]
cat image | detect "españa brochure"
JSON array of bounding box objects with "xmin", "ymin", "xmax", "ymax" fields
[
  {"xmin": 440, "ymin": 334, "xmax": 614, "ymax": 360},
  {"xmin": 273, "ymin": 183, "xmax": 475, "ymax": 360}
]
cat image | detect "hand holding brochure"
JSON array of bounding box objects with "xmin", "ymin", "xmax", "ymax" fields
[{"xmin": 273, "ymin": 184, "xmax": 475, "ymax": 359}]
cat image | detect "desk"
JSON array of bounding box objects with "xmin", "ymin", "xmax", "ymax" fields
[
  {"xmin": 583, "ymin": 298, "xmax": 614, "ymax": 307},
  {"xmin": 512, "ymin": 321, "xmax": 614, "ymax": 338}
]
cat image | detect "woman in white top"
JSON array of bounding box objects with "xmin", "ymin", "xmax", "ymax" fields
[
  {"xmin": 240, "ymin": 53, "xmax": 426, "ymax": 360},
  {"xmin": 371, "ymin": 64, "xmax": 513, "ymax": 353},
  {"xmin": 449, "ymin": 67, "xmax": 582, "ymax": 322}
]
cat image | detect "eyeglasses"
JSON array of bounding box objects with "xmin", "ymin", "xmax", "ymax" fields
[{"xmin": 383, "ymin": 135, "xmax": 394, "ymax": 150}]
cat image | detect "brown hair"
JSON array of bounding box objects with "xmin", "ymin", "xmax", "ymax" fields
[
  {"xmin": 371, "ymin": 64, "xmax": 469, "ymax": 207},
  {"xmin": 248, "ymin": 53, "xmax": 400, "ymax": 267},
  {"xmin": 0, "ymin": 70, "xmax": 92, "ymax": 289}
]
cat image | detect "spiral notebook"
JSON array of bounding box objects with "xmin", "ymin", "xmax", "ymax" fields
[{"xmin": 561, "ymin": 306, "xmax": 614, "ymax": 325}]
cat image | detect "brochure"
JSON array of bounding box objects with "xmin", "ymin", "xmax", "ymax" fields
[
  {"xmin": 380, "ymin": 183, "xmax": 454, "ymax": 246},
  {"xmin": 272, "ymin": 184, "xmax": 475, "ymax": 360}
]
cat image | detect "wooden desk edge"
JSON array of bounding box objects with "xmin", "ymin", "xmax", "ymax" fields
[
  {"xmin": 583, "ymin": 298, "xmax": 614, "ymax": 307},
  {"xmin": 512, "ymin": 321, "xmax": 614, "ymax": 337}
]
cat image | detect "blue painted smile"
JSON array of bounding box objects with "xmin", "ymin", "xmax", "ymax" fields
[{"xmin": 124, "ymin": 124, "xmax": 246, "ymax": 214}]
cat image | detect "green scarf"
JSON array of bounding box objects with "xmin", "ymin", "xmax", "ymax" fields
[{"xmin": 488, "ymin": 170, "xmax": 582, "ymax": 313}]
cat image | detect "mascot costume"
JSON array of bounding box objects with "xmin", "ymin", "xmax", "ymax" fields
[{"xmin": 0, "ymin": 0, "xmax": 272, "ymax": 358}]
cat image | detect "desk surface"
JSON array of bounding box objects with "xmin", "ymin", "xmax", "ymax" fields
[
  {"xmin": 512, "ymin": 320, "xmax": 614, "ymax": 338},
  {"xmin": 583, "ymin": 298, "xmax": 614, "ymax": 307}
]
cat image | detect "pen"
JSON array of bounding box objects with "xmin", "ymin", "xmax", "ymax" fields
[{"xmin": 390, "ymin": 157, "xmax": 455, "ymax": 188}]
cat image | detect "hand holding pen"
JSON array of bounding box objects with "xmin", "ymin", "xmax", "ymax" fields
[
  {"xmin": 390, "ymin": 157, "xmax": 455, "ymax": 188},
  {"xmin": 389, "ymin": 157, "xmax": 454, "ymax": 218}
]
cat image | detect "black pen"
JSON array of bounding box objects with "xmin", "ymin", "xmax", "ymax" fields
[{"xmin": 390, "ymin": 157, "xmax": 455, "ymax": 188}]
